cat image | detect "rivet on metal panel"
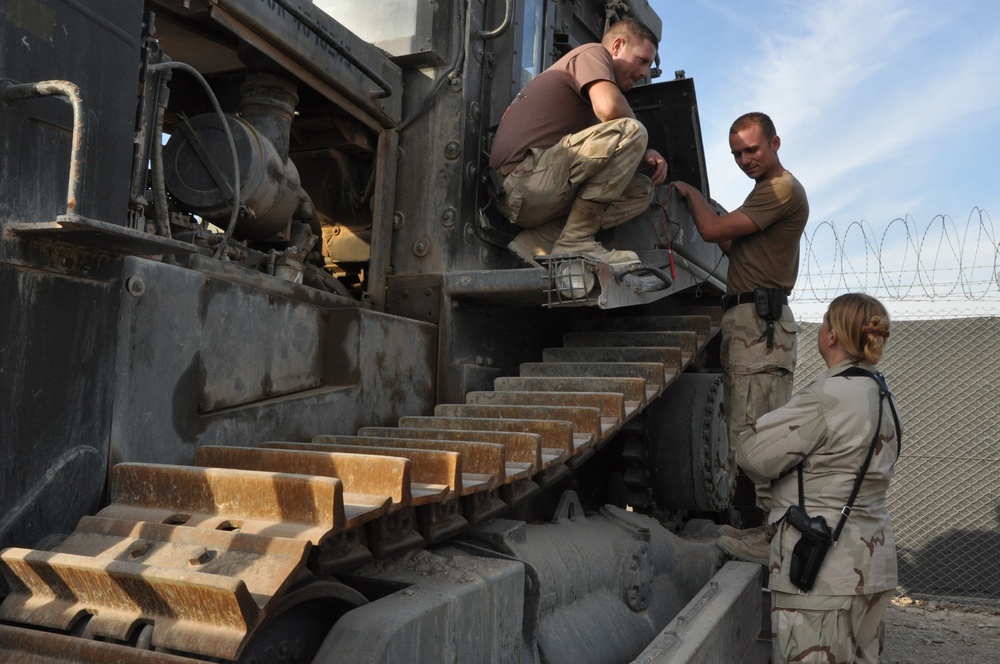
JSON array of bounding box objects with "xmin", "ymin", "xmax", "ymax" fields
[
  {"xmin": 393, "ymin": 211, "xmax": 405, "ymax": 230},
  {"xmin": 412, "ymin": 237, "xmax": 430, "ymax": 257},
  {"xmin": 441, "ymin": 207, "xmax": 456, "ymax": 227},
  {"xmin": 125, "ymin": 276, "xmax": 146, "ymax": 297},
  {"xmin": 444, "ymin": 141, "xmax": 461, "ymax": 159}
]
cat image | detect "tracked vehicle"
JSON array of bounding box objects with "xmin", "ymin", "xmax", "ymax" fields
[{"xmin": 0, "ymin": 1, "xmax": 765, "ymax": 662}]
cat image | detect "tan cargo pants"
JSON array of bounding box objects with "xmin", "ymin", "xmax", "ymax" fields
[
  {"xmin": 771, "ymin": 589, "xmax": 893, "ymax": 663},
  {"xmin": 724, "ymin": 302, "xmax": 798, "ymax": 513},
  {"xmin": 495, "ymin": 118, "xmax": 653, "ymax": 229}
]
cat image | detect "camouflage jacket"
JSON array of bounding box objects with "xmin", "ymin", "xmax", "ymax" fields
[{"xmin": 737, "ymin": 359, "xmax": 901, "ymax": 596}]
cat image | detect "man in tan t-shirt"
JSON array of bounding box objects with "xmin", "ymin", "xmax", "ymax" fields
[
  {"xmin": 489, "ymin": 18, "xmax": 667, "ymax": 265},
  {"xmin": 671, "ymin": 112, "xmax": 809, "ymax": 564}
]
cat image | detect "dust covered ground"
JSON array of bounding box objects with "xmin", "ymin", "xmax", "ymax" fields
[{"xmin": 880, "ymin": 596, "xmax": 1000, "ymax": 663}]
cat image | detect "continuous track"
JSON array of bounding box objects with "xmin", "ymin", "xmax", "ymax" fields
[{"xmin": 0, "ymin": 313, "xmax": 717, "ymax": 663}]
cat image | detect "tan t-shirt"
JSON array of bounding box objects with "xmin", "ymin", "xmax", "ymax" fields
[
  {"xmin": 489, "ymin": 43, "xmax": 615, "ymax": 170},
  {"xmin": 726, "ymin": 170, "xmax": 809, "ymax": 295}
]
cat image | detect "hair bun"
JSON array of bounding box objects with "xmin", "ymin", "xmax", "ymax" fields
[{"xmin": 862, "ymin": 325, "xmax": 889, "ymax": 339}]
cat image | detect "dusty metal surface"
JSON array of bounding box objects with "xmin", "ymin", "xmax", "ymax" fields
[{"xmin": 0, "ymin": 310, "xmax": 720, "ymax": 660}]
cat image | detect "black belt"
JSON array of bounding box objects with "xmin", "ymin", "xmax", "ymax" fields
[{"xmin": 721, "ymin": 290, "xmax": 788, "ymax": 312}]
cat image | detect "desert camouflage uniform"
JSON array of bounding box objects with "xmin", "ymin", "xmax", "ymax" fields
[
  {"xmin": 737, "ymin": 358, "xmax": 901, "ymax": 663},
  {"xmin": 721, "ymin": 301, "xmax": 798, "ymax": 512},
  {"xmin": 495, "ymin": 117, "xmax": 652, "ymax": 231}
]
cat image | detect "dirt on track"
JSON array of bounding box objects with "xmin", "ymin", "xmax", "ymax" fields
[{"xmin": 880, "ymin": 596, "xmax": 1000, "ymax": 663}]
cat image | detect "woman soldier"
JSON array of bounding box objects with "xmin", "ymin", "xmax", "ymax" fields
[{"xmin": 737, "ymin": 292, "xmax": 901, "ymax": 663}]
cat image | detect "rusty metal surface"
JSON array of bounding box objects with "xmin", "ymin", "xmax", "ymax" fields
[
  {"xmin": 580, "ymin": 314, "xmax": 714, "ymax": 345},
  {"xmin": 311, "ymin": 435, "xmax": 506, "ymax": 492},
  {"xmin": 542, "ymin": 346, "xmax": 683, "ymax": 385},
  {"xmin": 99, "ymin": 463, "xmax": 344, "ymax": 542},
  {"xmin": 62, "ymin": 516, "xmax": 309, "ymax": 603},
  {"xmin": 397, "ymin": 416, "xmax": 573, "ymax": 466},
  {"xmin": 263, "ymin": 441, "xmax": 459, "ymax": 501},
  {"xmin": 466, "ymin": 390, "xmax": 626, "ymax": 428},
  {"xmin": 494, "ymin": 375, "xmax": 648, "ymax": 409},
  {"xmin": 562, "ymin": 330, "xmax": 698, "ymax": 366},
  {"xmin": 194, "ymin": 446, "xmax": 405, "ymax": 521},
  {"xmin": 519, "ymin": 361, "xmax": 666, "ymax": 400},
  {"xmin": 435, "ymin": 403, "xmax": 604, "ymax": 448},
  {"xmin": 0, "ymin": 513, "xmax": 312, "ymax": 661},
  {"xmin": 0, "ymin": 548, "xmax": 260, "ymax": 660},
  {"xmin": 359, "ymin": 426, "xmax": 543, "ymax": 474}
]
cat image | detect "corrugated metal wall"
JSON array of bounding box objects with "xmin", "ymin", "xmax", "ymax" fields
[{"xmin": 793, "ymin": 317, "xmax": 1000, "ymax": 604}]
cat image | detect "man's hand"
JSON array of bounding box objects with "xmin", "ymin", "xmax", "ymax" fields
[
  {"xmin": 669, "ymin": 179, "xmax": 696, "ymax": 200},
  {"xmin": 669, "ymin": 178, "xmax": 758, "ymax": 247},
  {"xmin": 643, "ymin": 150, "xmax": 668, "ymax": 185}
]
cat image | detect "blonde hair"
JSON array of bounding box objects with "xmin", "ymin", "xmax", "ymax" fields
[{"xmin": 826, "ymin": 293, "xmax": 891, "ymax": 364}]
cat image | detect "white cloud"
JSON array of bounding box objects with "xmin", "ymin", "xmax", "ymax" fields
[{"xmin": 688, "ymin": 0, "xmax": 1000, "ymax": 230}]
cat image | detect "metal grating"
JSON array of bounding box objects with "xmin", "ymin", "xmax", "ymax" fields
[{"xmin": 794, "ymin": 316, "xmax": 1000, "ymax": 605}]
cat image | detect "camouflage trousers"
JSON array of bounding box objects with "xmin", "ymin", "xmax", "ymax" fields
[
  {"xmin": 495, "ymin": 118, "xmax": 653, "ymax": 229},
  {"xmin": 771, "ymin": 589, "xmax": 893, "ymax": 663},
  {"xmin": 722, "ymin": 302, "xmax": 798, "ymax": 513}
]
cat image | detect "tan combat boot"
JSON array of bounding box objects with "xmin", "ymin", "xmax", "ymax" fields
[
  {"xmin": 507, "ymin": 219, "xmax": 564, "ymax": 267},
  {"xmin": 550, "ymin": 198, "xmax": 639, "ymax": 265},
  {"xmin": 715, "ymin": 522, "xmax": 777, "ymax": 566}
]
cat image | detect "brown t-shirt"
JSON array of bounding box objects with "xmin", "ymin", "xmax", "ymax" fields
[
  {"xmin": 489, "ymin": 43, "xmax": 615, "ymax": 170},
  {"xmin": 726, "ymin": 170, "xmax": 809, "ymax": 295}
]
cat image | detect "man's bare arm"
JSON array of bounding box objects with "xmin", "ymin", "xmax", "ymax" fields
[
  {"xmin": 670, "ymin": 180, "xmax": 759, "ymax": 247},
  {"xmin": 587, "ymin": 80, "xmax": 635, "ymax": 121},
  {"xmin": 587, "ymin": 81, "xmax": 667, "ymax": 184}
]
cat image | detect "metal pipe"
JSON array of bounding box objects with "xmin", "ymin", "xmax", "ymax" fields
[
  {"xmin": 1, "ymin": 80, "xmax": 87, "ymax": 216},
  {"xmin": 478, "ymin": 0, "xmax": 513, "ymax": 40},
  {"xmin": 151, "ymin": 79, "xmax": 171, "ymax": 237}
]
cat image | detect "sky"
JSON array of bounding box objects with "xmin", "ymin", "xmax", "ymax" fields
[
  {"xmin": 648, "ymin": 0, "xmax": 1000, "ymax": 317},
  {"xmin": 652, "ymin": 0, "xmax": 1000, "ymax": 228}
]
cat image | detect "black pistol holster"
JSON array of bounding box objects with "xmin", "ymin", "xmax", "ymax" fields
[
  {"xmin": 754, "ymin": 287, "xmax": 785, "ymax": 348},
  {"xmin": 786, "ymin": 504, "xmax": 834, "ymax": 592}
]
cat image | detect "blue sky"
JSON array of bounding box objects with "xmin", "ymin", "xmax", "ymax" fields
[{"xmin": 652, "ymin": 0, "xmax": 1000, "ymax": 233}]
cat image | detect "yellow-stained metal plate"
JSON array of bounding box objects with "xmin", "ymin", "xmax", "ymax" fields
[
  {"xmin": 433, "ymin": 403, "xmax": 603, "ymax": 449},
  {"xmin": 465, "ymin": 390, "xmax": 625, "ymax": 428},
  {"xmin": 562, "ymin": 330, "xmax": 697, "ymax": 367},
  {"xmin": 99, "ymin": 463, "xmax": 344, "ymax": 542},
  {"xmin": 519, "ymin": 361, "xmax": 665, "ymax": 400},
  {"xmin": 310, "ymin": 435, "xmax": 506, "ymax": 489},
  {"xmin": 0, "ymin": 549, "xmax": 258, "ymax": 660},
  {"xmin": 359, "ymin": 426, "xmax": 541, "ymax": 474},
  {"xmin": 399, "ymin": 415, "xmax": 574, "ymax": 463},
  {"xmin": 263, "ymin": 441, "xmax": 459, "ymax": 503},
  {"xmin": 195, "ymin": 446, "xmax": 401, "ymax": 523}
]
